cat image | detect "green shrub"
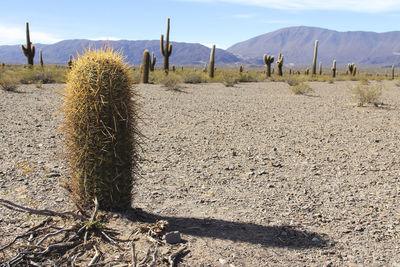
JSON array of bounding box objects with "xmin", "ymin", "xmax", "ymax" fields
[
  {"xmin": 183, "ymin": 71, "xmax": 204, "ymax": 84},
  {"xmin": 221, "ymin": 71, "xmax": 239, "ymax": 87}
]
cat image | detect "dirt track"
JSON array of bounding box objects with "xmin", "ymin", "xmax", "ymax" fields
[{"xmin": 1, "ymin": 81, "xmax": 399, "ymax": 266}]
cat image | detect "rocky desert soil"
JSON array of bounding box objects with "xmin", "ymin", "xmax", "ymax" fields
[{"xmin": 0, "ymin": 81, "xmax": 399, "ymax": 266}]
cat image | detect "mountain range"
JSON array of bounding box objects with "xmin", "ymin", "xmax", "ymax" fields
[{"xmin": 1, "ymin": 26, "xmax": 400, "ymax": 67}]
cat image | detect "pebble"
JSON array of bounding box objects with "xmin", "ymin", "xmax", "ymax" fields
[
  {"xmin": 164, "ymin": 231, "xmax": 182, "ymax": 244},
  {"xmin": 312, "ymin": 237, "xmax": 320, "ymax": 242},
  {"xmin": 218, "ymin": 258, "xmax": 227, "ymax": 265}
]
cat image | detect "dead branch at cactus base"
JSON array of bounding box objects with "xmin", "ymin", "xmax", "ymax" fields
[{"xmin": 0, "ymin": 199, "xmax": 190, "ymax": 266}]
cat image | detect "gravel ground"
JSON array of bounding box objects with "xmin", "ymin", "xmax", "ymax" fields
[{"xmin": 0, "ymin": 81, "xmax": 399, "ymax": 266}]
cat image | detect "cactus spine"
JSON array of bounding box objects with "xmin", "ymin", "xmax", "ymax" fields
[
  {"xmin": 276, "ymin": 53, "xmax": 284, "ymax": 76},
  {"xmin": 140, "ymin": 49, "xmax": 150, "ymax": 84},
  {"xmin": 21, "ymin": 22, "xmax": 35, "ymax": 65},
  {"xmin": 39, "ymin": 50, "xmax": 43, "ymax": 68},
  {"xmin": 331, "ymin": 60, "xmax": 336, "ymax": 77},
  {"xmin": 160, "ymin": 18, "xmax": 172, "ymax": 74},
  {"xmin": 150, "ymin": 52, "xmax": 156, "ymax": 71},
  {"xmin": 263, "ymin": 55, "xmax": 274, "ymax": 78},
  {"xmin": 208, "ymin": 45, "xmax": 215, "ymax": 78},
  {"xmin": 63, "ymin": 46, "xmax": 138, "ymax": 210},
  {"xmin": 311, "ymin": 40, "xmax": 318, "ymax": 75}
]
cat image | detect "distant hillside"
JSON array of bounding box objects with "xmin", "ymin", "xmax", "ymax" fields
[
  {"xmin": 227, "ymin": 26, "xmax": 400, "ymax": 67},
  {"xmin": 2, "ymin": 27, "xmax": 400, "ymax": 67},
  {"xmin": 0, "ymin": 40, "xmax": 241, "ymax": 66}
]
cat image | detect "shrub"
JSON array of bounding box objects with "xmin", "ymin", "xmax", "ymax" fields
[
  {"xmin": 0, "ymin": 75, "xmax": 20, "ymax": 91},
  {"xmin": 351, "ymin": 83, "xmax": 383, "ymax": 107},
  {"xmin": 291, "ymin": 82, "xmax": 314, "ymax": 95},
  {"xmin": 160, "ymin": 73, "xmax": 183, "ymax": 90},
  {"xmin": 62, "ymin": 46, "xmax": 139, "ymax": 210},
  {"xmin": 221, "ymin": 71, "xmax": 239, "ymax": 87},
  {"xmin": 183, "ymin": 71, "xmax": 204, "ymax": 84}
]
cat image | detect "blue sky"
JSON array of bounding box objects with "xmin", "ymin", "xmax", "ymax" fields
[{"xmin": 1, "ymin": 0, "xmax": 400, "ymax": 48}]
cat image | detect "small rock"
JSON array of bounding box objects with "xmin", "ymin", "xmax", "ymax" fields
[
  {"xmin": 48, "ymin": 172, "xmax": 60, "ymax": 178},
  {"xmin": 281, "ymin": 231, "xmax": 288, "ymax": 236},
  {"xmin": 267, "ymin": 183, "xmax": 275, "ymax": 188},
  {"xmin": 219, "ymin": 258, "xmax": 227, "ymax": 265},
  {"xmin": 164, "ymin": 231, "xmax": 181, "ymax": 244}
]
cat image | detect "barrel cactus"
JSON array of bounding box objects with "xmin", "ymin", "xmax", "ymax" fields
[{"xmin": 62, "ymin": 46, "xmax": 139, "ymax": 210}]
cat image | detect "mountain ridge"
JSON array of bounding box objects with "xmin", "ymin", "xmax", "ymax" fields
[{"xmin": 1, "ymin": 26, "xmax": 400, "ymax": 67}]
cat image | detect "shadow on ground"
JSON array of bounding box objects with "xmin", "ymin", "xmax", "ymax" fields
[{"xmin": 123, "ymin": 208, "xmax": 332, "ymax": 249}]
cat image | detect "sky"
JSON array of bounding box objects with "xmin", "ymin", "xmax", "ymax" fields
[{"xmin": 1, "ymin": 0, "xmax": 400, "ymax": 49}]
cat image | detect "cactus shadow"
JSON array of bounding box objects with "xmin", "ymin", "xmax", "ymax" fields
[{"xmin": 124, "ymin": 208, "xmax": 332, "ymax": 249}]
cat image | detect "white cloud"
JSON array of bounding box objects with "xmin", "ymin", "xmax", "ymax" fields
[
  {"xmin": 0, "ymin": 24, "xmax": 61, "ymax": 45},
  {"xmin": 180, "ymin": 0, "xmax": 400, "ymax": 12},
  {"xmin": 232, "ymin": 13, "xmax": 257, "ymax": 19}
]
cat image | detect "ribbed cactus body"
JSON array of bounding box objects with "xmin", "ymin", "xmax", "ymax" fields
[
  {"xmin": 263, "ymin": 55, "xmax": 274, "ymax": 78},
  {"xmin": 150, "ymin": 53, "xmax": 156, "ymax": 71},
  {"xmin": 62, "ymin": 47, "xmax": 138, "ymax": 210},
  {"xmin": 140, "ymin": 49, "xmax": 150, "ymax": 83},
  {"xmin": 21, "ymin": 22, "xmax": 35, "ymax": 65},
  {"xmin": 311, "ymin": 40, "xmax": 318, "ymax": 75},
  {"xmin": 331, "ymin": 60, "xmax": 337, "ymax": 78},
  {"xmin": 276, "ymin": 53, "xmax": 284, "ymax": 76},
  {"xmin": 160, "ymin": 18, "xmax": 172, "ymax": 74},
  {"xmin": 40, "ymin": 50, "xmax": 43, "ymax": 68},
  {"xmin": 208, "ymin": 45, "xmax": 215, "ymax": 78}
]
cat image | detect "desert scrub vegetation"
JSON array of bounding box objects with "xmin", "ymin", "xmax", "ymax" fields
[
  {"xmin": 0, "ymin": 65, "xmax": 67, "ymax": 85},
  {"xmin": 351, "ymin": 82, "xmax": 384, "ymax": 107},
  {"xmin": 0, "ymin": 73, "xmax": 20, "ymax": 91},
  {"xmin": 291, "ymin": 82, "xmax": 314, "ymax": 95},
  {"xmin": 160, "ymin": 72, "xmax": 183, "ymax": 90}
]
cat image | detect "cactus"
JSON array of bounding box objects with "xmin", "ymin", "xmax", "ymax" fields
[
  {"xmin": 62, "ymin": 46, "xmax": 138, "ymax": 210},
  {"xmin": 263, "ymin": 55, "xmax": 274, "ymax": 78},
  {"xmin": 172, "ymin": 65, "xmax": 176, "ymax": 72},
  {"xmin": 160, "ymin": 18, "xmax": 173, "ymax": 74},
  {"xmin": 347, "ymin": 63, "xmax": 356, "ymax": 76},
  {"xmin": 319, "ymin": 62, "xmax": 322, "ymax": 75},
  {"xmin": 331, "ymin": 60, "xmax": 337, "ymax": 78},
  {"xmin": 68, "ymin": 55, "xmax": 73, "ymax": 69},
  {"xmin": 39, "ymin": 50, "xmax": 44, "ymax": 68},
  {"xmin": 208, "ymin": 45, "xmax": 215, "ymax": 78},
  {"xmin": 21, "ymin": 22, "xmax": 35, "ymax": 66},
  {"xmin": 140, "ymin": 49, "xmax": 150, "ymax": 83},
  {"xmin": 276, "ymin": 53, "xmax": 284, "ymax": 76},
  {"xmin": 392, "ymin": 65, "xmax": 395, "ymax": 80},
  {"xmin": 202, "ymin": 63, "xmax": 207, "ymax": 73},
  {"xmin": 353, "ymin": 66, "xmax": 357, "ymax": 76},
  {"xmin": 150, "ymin": 52, "xmax": 156, "ymax": 71},
  {"xmin": 311, "ymin": 40, "xmax": 318, "ymax": 75},
  {"xmin": 305, "ymin": 68, "xmax": 309, "ymax": 75},
  {"xmin": 239, "ymin": 65, "xmax": 243, "ymax": 73}
]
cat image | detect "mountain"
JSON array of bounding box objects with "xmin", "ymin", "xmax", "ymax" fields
[
  {"xmin": 2, "ymin": 27, "xmax": 400, "ymax": 67},
  {"xmin": 0, "ymin": 40, "xmax": 241, "ymax": 66},
  {"xmin": 227, "ymin": 26, "xmax": 400, "ymax": 67}
]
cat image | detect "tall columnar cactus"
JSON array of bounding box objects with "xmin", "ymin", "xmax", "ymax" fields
[
  {"xmin": 208, "ymin": 45, "xmax": 215, "ymax": 78},
  {"xmin": 319, "ymin": 62, "xmax": 322, "ymax": 75},
  {"xmin": 276, "ymin": 53, "xmax": 284, "ymax": 76},
  {"xmin": 68, "ymin": 55, "xmax": 73, "ymax": 69},
  {"xmin": 331, "ymin": 60, "xmax": 337, "ymax": 77},
  {"xmin": 352, "ymin": 66, "xmax": 357, "ymax": 76},
  {"xmin": 311, "ymin": 40, "xmax": 318, "ymax": 75},
  {"xmin": 347, "ymin": 63, "xmax": 355, "ymax": 76},
  {"xmin": 392, "ymin": 65, "xmax": 395, "ymax": 80},
  {"xmin": 21, "ymin": 22, "xmax": 35, "ymax": 66},
  {"xmin": 149, "ymin": 53, "xmax": 156, "ymax": 71},
  {"xmin": 140, "ymin": 49, "xmax": 150, "ymax": 84},
  {"xmin": 239, "ymin": 65, "xmax": 243, "ymax": 73},
  {"xmin": 202, "ymin": 63, "xmax": 207, "ymax": 73},
  {"xmin": 62, "ymin": 46, "xmax": 138, "ymax": 210},
  {"xmin": 160, "ymin": 18, "xmax": 173, "ymax": 74},
  {"xmin": 39, "ymin": 50, "xmax": 44, "ymax": 68},
  {"xmin": 263, "ymin": 54, "xmax": 274, "ymax": 78}
]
